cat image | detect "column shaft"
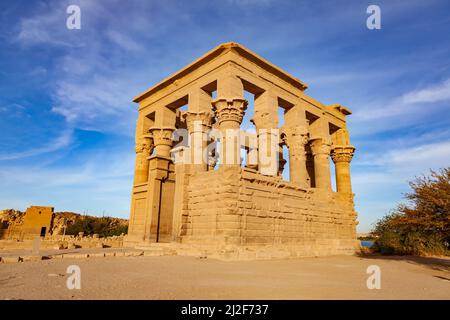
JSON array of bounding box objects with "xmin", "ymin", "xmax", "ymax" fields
[
  {"xmin": 212, "ymin": 97, "xmax": 247, "ymax": 166},
  {"xmin": 252, "ymin": 90, "xmax": 279, "ymax": 176},
  {"xmin": 310, "ymin": 138, "xmax": 332, "ymax": 190},
  {"xmin": 282, "ymin": 125, "xmax": 309, "ymax": 187},
  {"xmin": 184, "ymin": 111, "xmax": 213, "ymax": 171},
  {"xmin": 331, "ymin": 146, "xmax": 355, "ymax": 194},
  {"xmin": 134, "ymin": 136, "xmax": 153, "ymax": 184}
]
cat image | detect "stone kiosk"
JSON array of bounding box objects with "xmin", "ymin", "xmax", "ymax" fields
[{"xmin": 126, "ymin": 43, "xmax": 358, "ymax": 258}]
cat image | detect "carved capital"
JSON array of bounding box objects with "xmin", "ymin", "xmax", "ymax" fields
[
  {"xmin": 281, "ymin": 126, "xmax": 309, "ymax": 156},
  {"xmin": 211, "ymin": 97, "xmax": 248, "ymax": 126},
  {"xmin": 135, "ymin": 135, "xmax": 154, "ymax": 155},
  {"xmin": 148, "ymin": 127, "xmax": 175, "ymax": 147},
  {"xmin": 251, "ymin": 111, "xmax": 277, "ymax": 130},
  {"xmin": 183, "ymin": 111, "xmax": 213, "ymax": 133},
  {"xmin": 331, "ymin": 145, "xmax": 355, "ymax": 163},
  {"xmin": 310, "ymin": 138, "xmax": 331, "ymax": 156}
]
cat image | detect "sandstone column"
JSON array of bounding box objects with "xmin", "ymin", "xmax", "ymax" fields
[
  {"xmin": 127, "ymin": 113, "xmax": 155, "ymax": 244},
  {"xmin": 143, "ymin": 105, "xmax": 177, "ymax": 243},
  {"xmin": 310, "ymin": 138, "xmax": 332, "ymax": 190},
  {"xmin": 305, "ymin": 150, "xmax": 315, "ymax": 187},
  {"xmin": 282, "ymin": 125, "xmax": 309, "ymax": 188},
  {"xmin": 252, "ymin": 90, "xmax": 279, "ymax": 176},
  {"xmin": 149, "ymin": 126, "xmax": 175, "ymax": 158},
  {"xmin": 277, "ymin": 143, "xmax": 287, "ymax": 177},
  {"xmin": 133, "ymin": 113, "xmax": 154, "ymax": 184},
  {"xmin": 171, "ymin": 146, "xmax": 189, "ymax": 241},
  {"xmin": 331, "ymin": 128, "xmax": 355, "ymax": 194},
  {"xmin": 183, "ymin": 111, "xmax": 213, "ymax": 171},
  {"xmin": 212, "ymin": 73, "xmax": 247, "ymax": 166}
]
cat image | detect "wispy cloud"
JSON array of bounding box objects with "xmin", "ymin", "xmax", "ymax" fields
[
  {"xmin": 353, "ymin": 78, "xmax": 450, "ymax": 122},
  {"xmin": 348, "ymin": 77, "xmax": 450, "ymax": 140},
  {"xmin": 358, "ymin": 140, "xmax": 450, "ymax": 171},
  {"xmin": 352, "ymin": 138, "xmax": 450, "ymax": 232},
  {"xmin": 402, "ymin": 78, "xmax": 450, "ymax": 104},
  {"xmin": 0, "ymin": 147, "xmax": 135, "ymax": 216},
  {"xmin": 0, "ymin": 129, "xmax": 73, "ymax": 160}
]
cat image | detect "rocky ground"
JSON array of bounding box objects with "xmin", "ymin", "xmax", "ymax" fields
[{"xmin": 0, "ymin": 251, "xmax": 449, "ymax": 299}]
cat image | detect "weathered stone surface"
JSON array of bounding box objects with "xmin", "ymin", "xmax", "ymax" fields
[
  {"xmin": 21, "ymin": 255, "xmax": 43, "ymax": 262},
  {"xmin": 64, "ymin": 253, "xmax": 89, "ymax": 259},
  {"xmin": 89, "ymin": 252, "xmax": 106, "ymax": 258},
  {"xmin": 126, "ymin": 43, "xmax": 358, "ymax": 258},
  {"xmin": 1, "ymin": 256, "xmax": 21, "ymax": 263}
]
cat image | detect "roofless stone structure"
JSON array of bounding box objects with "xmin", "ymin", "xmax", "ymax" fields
[{"xmin": 126, "ymin": 42, "xmax": 358, "ymax": 257}]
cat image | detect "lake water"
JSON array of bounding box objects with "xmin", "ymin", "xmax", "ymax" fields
[{"xmin": 360, "ymin": 240, "xmax": 374, "ymax": 248}]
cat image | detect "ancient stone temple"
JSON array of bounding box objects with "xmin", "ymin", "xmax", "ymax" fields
[{"xmin": 127, "ymin": 42, "xmax": 358, "ymax": 257}]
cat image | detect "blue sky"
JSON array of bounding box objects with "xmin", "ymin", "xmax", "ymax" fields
[{"xmin": 0, "ymin": 0, "xmax": 449, "ymax": 232}]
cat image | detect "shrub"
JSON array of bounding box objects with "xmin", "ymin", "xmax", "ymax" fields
[
  {"xmin": 372, "ymin": 168, "xmax": 450, "ymax": 256},
  {"xmin": 66, "ymin": 216, "xmax": 128, "ymax": 237}
]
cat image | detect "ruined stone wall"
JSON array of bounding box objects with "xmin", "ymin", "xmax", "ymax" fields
[
  {"xmin": 182, "ymin": 167, "xmax": 358, "ymax": 256},
  {"xmin": 21, "ymin": 206, "xmax": 54, "ymax": 239}
]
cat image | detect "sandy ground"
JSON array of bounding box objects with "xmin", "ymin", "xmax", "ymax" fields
[{"xmin": 0, "ymin": 253, "xmax": 449, "ymax": 300}]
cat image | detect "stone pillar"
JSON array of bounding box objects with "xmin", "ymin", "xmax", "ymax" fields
[
  {"xmin": 306, "ymin": 150, "xmax": 315, "ymax": 187},
  {"xmin": 183, "ymin": 111, "xmax": 213, "ymax": 171},
  {"xmin": 171, "ymin": 146, "xmax": 189, "ymax": 241},
  {"xmin": 141, "ymin": 104, "xmax": 177, "ymax": 243},
  {"xmin": 252, "ymin": 90, "xmax": 279, "ymax": 176},
  {"xmin": 277, "ymin": 144, "xmax": 286, "ymax": 177},
  {"xmin": 282, "ymin": 125, "xmax": 309, "ymax": 188},
  {"xmin": 331, "ymin": 146, "xmax": 355, "ymax": 194},
  {"xmin": 133, "ymin": 113, "xmax": 154, "ymax": 185},
  {"xmin": 212, "ymin": 98, "xmax": 247, "ymax": 165},
  {"xmin": 310, "ymin": 138, "xmax": 332, "ymax": 190},
  {"xmin": 213, "ymin": 73, "xmax": 247, "ymax": 166},
  {"xmin": 134, "ymin": 134, "xmax": 153, "ymax": 184},
  {"xmin": 149, "ymin": 127, "xmax": 175, "ymax": 158},
  {"xmin": 331, "ymin": 128, "xmax": 355, "ymax": 194},
  {"xmin": 241, "ymin": 131, "xmax": 258, "ymax": 170},
  {"xmin": 246, "ymin": 146, "xmax": 258, "ymax": 170}
]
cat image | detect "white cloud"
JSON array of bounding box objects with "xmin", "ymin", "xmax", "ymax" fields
[
  {"xmin": 352, "ymin": 139, "xmax": 450, "ymax": 232},
  {"xmin": 0, "ymin": 148, "xmax": 134, "ymax": 216},
  {"xmin": 0, "ymin": 129, "xmax": 73, "ymax": 160},
  {"xmin": 402, "ymin": 78, "xmax": 450, "ymax": 104},
  {"xmin": 353, "ymin": 78, "xmax": 450, "ymax": 123},
  {"xmin": 106, "ymin": 29, "xmax": 143, "ymax": 51},
  {"xmin": 0, "ymin": 149, "xmax": 134, "ymax": 187},
  {"xmin": 13, "ymin": 1, "xmax": 178, "ymax": 135},
  {"xmin": 360, "ymin": 140, "xmax": 450, "ymax": 171},
  {"xmin": 16, "ymin": 1, "xmax": 78, "ymax": 47}
]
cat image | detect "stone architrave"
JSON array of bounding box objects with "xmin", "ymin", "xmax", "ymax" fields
[{"xmin": 126, "ymin": 43, "xmax": 358, "ymax": 257}]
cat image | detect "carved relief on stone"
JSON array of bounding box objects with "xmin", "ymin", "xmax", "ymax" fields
[
  {"xmin": 281, "ymin": 126, "xmax": 309, "ymax": 159},
  {"xmin": 310, "ymin": 138, "xmax": 331, "ymax": 156},
  {"xmin": 211, "ymin": 97, "xmax": 248, "ymax": 126},
  {"xmin": 135, "ymin": 135, "xmax": 154, "ymax": 155},
  {"xmin": 183, "ymin": 111, "xmax": 214, "ymax": 133},
  {"xmin": 330, "ymin": 145, "xmax": 355, "ymax": 163},
  {"xmin": 250, "ymin": 111, "xmax": 276, "ymax": 130},
  {"xmin": 148, "ymin": 127, "xmax": 175, "ymax": 147}
]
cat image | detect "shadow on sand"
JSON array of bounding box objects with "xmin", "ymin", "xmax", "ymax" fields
[{"xmin": 356, "ymin": 252, "xmax": 450, "ymax": 274}]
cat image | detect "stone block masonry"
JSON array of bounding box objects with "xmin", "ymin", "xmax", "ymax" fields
[{"xmin": 126, "ymin": 42, "xmax": 358, "ymax": 257}]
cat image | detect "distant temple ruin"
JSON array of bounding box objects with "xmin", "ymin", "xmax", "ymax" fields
[
  {"xmin": 126, "ymin": 43, "xmax": 358, "ymax": 256},
  {"xmin": 0, "ymin": 206, "xmax": 54, "ymax": 240}
]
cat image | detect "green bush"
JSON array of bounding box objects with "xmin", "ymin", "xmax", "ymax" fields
[
  {"xmin": 66, "ymin": 216, "xmax": 128, "ymax": 237},
  {"xmin": 372, "ymin": 168, "xmax": 449, "ymax": 256}
]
